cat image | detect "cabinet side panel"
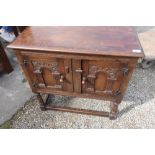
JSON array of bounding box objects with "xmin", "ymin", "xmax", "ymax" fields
[
  {"xmin": 14, "ymin": 50, "xmax": 36, "ymax": 92},
  {"xmin": 116, "ymin": 58, "xmax": 138, "ymax": 103}
]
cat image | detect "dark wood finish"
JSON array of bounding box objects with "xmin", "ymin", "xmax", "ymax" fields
[
  {"xmin": 36, "ymin": 93, "xmax": 46, "ymax": 110},
  {"xmin": 8, "ymin": 27, "xmax": 144, "ymax": 120},
  {"xmin": 38, "ymin": 94, "xmax": 109, "ymax": 117},
  {"xmin": 18, "ymin": 51, "xmax": 73, "ymax": 92},
  {"xmin": 72, "ymin": 59, "xmax": 82, "ymax": 93},
  {"xmin": 109, "ymin": 102, "xmax": 119, "ymax": 120},
  {"xmin": 8, "ymin": 27, "xmax": 144, "ymax": 58},
  {"xmin": 0, "ymin": 41, "xmax": 13, "ymax": 74},
  {"xmin": 41, "ymin": 105, "xmax": 110, "ymax": 117},
  {"xmin": 82, "ymin": 59, "xmax": 128, "ymax": 96}
]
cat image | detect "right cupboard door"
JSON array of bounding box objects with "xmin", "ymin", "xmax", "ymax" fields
[{"xmin": 81, "ymin": 58, "xmax": 129, "ymax": 97}]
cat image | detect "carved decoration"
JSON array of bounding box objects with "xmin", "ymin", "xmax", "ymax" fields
[
  {"xmin": 31, "ymin": 60, "xmax": 63, "ymax": 89},
  {"xmin": 89, "ymin": 65, "xmax": 119, "ymax": 80},
  {"xmin": 86, "ymin": 65, "xmax": 124, "ymax": 94},
  {"xmin": 32, "ymin": 60, "xmax": 58, "ymax": 73}
]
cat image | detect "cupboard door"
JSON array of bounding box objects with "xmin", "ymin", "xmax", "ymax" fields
[
  {"xmin": 19, "ymin": 52, "xmax": 73, "ymax": 92},
  {"xmin": 81, "ymin": 59, "xmax": 128, "ymax": 97}
]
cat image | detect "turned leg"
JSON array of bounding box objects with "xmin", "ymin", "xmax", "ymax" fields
[
  {"xmin": 109, "ymin": 102, "xmax": 119, "ymax": 120},
  {"xmin": 36, "ymin": 93, "xmax": 47, "ymax": 111}
]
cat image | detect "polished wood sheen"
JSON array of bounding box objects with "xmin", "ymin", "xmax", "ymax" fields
[
  {"xmin": 8, "ymin": 26, "xmax": 144, "ymax": 120},
  {"xmin": 9, "ymin": 27, "xmax": 143, "ymax": 57}
]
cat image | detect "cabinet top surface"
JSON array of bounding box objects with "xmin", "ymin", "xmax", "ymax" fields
[{"xmin": 8, "ymin": 26, "xmax": 144, "ymax": 58}]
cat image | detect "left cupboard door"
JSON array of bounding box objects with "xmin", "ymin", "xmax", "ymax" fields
[{"xmin": 15, "ymin": 51, "xmax": 73, "ymax": 93}]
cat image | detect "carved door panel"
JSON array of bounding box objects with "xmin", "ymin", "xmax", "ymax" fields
[
  {"xmin": 81, "ymin": 59, "xmax": 128, "ymax": 97},
  {"xmin": 20, "ymin": 53, "xmax": 73, "ymax": 92}
]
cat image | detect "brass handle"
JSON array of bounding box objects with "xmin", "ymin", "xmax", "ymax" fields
[
  {"xmin": 60, "ymin": 75, "xmax": 64, "ymax": 83},
  {"xmin": 82, "ymin": 77, "xmax": 86, "ymax": 85}
]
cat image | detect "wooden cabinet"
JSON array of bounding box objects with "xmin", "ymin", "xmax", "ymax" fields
[{"xmin": 8, "ymin": 27, "xmax": 144, "ymax": 119}]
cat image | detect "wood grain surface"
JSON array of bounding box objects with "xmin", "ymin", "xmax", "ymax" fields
[{"xmin": 8, "ymin": 26, "xmax": 144, "ymax": 58}]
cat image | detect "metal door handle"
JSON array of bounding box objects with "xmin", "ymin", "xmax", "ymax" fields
[
  {"xmin": 75, "ymin": 69, "xmax": 83, "ymax": 73},
  {"xmin": 82, "ymin": 77, "xmax": 86, "ymax": 85},
  {"xmin": 52, "ymin": 72, "xmax": 60, "ymax": 76},
  {"xmin": 60, "ymin": 75, "xmax": 64, "ymax": 83}
]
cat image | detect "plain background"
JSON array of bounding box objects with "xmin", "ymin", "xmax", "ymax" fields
[{"xmin": 0, "ymin": 0, "xmax": 155, "ymax": 155}]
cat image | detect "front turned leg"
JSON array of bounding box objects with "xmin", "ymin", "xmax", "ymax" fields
[
  {"xmin": 36, "ymin": 93, "xmax": 46, "ymax": 111},
  {"xmin": 109, "ymin": 102, "xmax": 119, "ymax": 120}
]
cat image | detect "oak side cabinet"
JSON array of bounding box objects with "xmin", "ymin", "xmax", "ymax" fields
[{"xmin": 8, "ymin": 27, "xmax": 144, "ymax": 120}]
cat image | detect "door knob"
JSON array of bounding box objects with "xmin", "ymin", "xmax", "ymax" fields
[
  {"xmin": 82, "ymin": 77, "xmax": 86, "ymax": 85},
  {"xmin": 60, "ymin": 75, "xmax": 64, "ymax": 83}
]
